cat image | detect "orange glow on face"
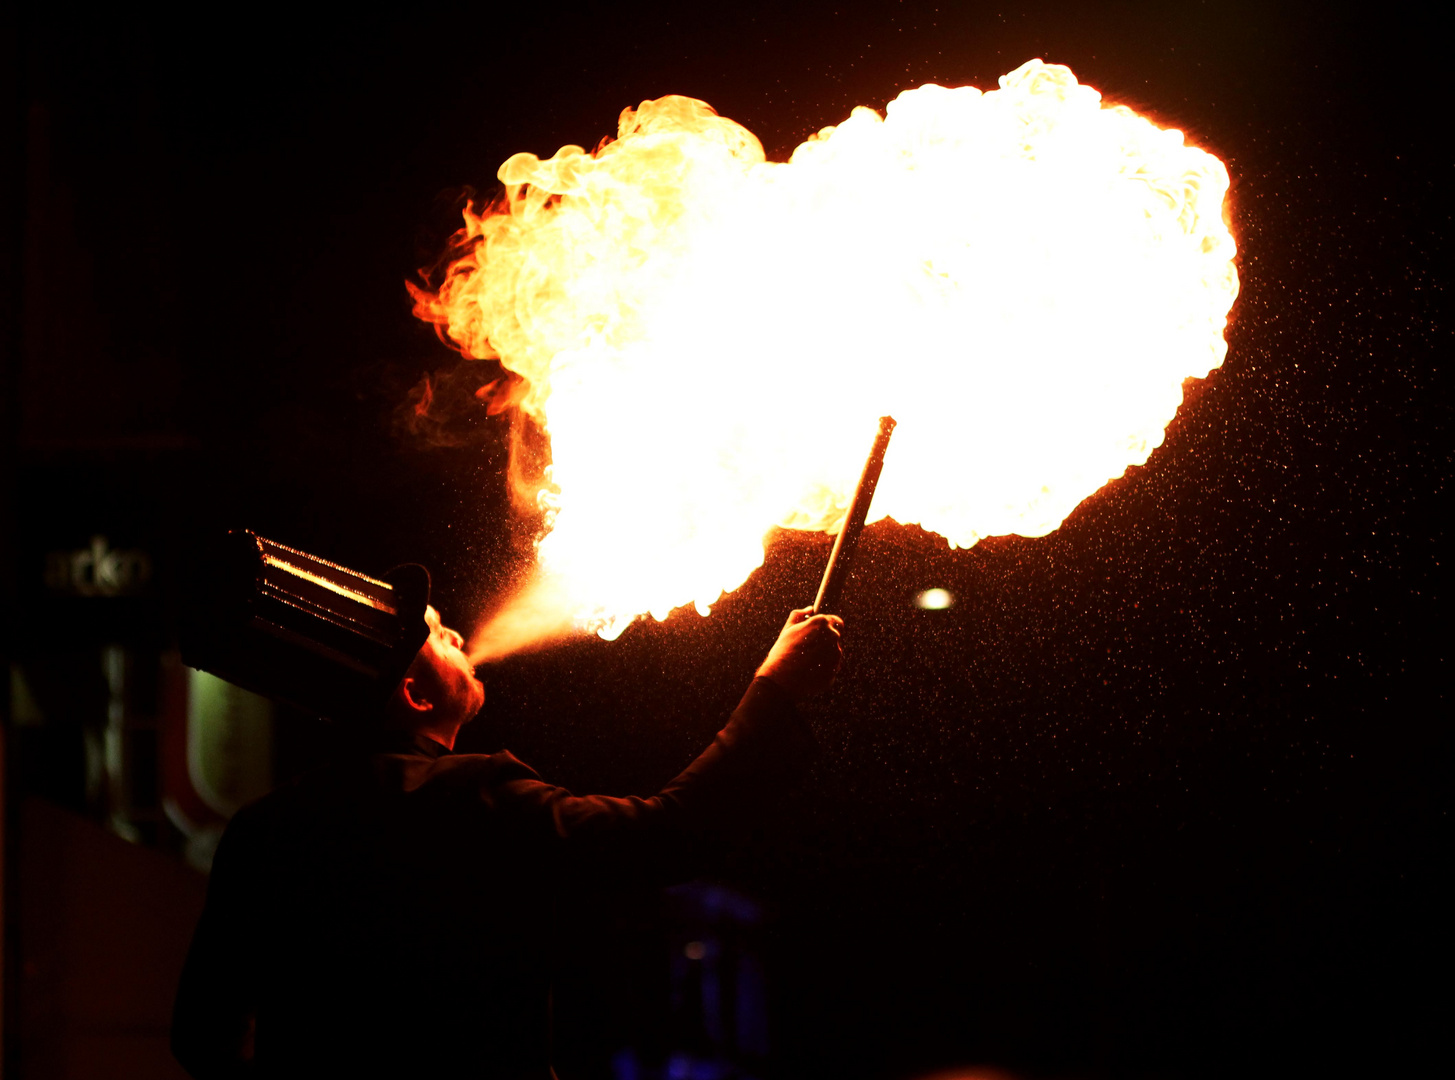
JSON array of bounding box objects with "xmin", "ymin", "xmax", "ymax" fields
[{"xmin": 410, "ymin": 60, "xmax": 1238, "ymax": 656}]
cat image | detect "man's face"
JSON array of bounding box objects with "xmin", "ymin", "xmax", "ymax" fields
[{"xmin": 413, "ymin": 605, "xmax": 486, "ymax": 725}]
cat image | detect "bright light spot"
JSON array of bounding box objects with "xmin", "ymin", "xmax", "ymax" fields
[{"xmin": 914, "ymin": 588, "xmax": 955, "ymax": 610}]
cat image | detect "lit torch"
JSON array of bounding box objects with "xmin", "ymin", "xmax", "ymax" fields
[{"xmin": 813, "ymin": 416, "xmax": 896, "ymax": 616}]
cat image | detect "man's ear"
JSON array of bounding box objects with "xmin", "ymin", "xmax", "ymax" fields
[{"xmin": 398, "ymin": 677, "xmax": 434, "ymax": 714}]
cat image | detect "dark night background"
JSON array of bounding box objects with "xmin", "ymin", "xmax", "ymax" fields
[{"xmin": 2, "ymin": 2, "xmax": 1446, "ymax": 1078}]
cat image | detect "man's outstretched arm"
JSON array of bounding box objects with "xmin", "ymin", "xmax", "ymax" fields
[{"xmin": 489, "ymin": 608, "xmax": 844, "ymax": 877}]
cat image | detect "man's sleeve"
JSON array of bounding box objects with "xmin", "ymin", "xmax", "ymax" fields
[
  {"xmin": 490, "ymin": 676, "xmax": 818, "ymax": 881},
  {"xmin": 171, "ymin": 811, "xmax": 262, "ymax": 1078}
]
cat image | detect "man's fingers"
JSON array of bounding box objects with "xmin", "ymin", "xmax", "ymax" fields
[
  {"xmin": 787, "ymin": 609, "xmax": 843, "ymax": 630},
  {"xmin": 802, "ymin": 619, "xmax": 844, "ymax": 664},
  {"xmin": 802, "ymin": 614, "xmax": 844, "ymax": 639},
  {"xmin": 759, "ymin": 609, "xmax": 847, "ymax": 699}
]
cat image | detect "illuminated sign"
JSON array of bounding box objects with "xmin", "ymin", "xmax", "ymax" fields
[{"xmin": 44, "ymin": 535, "xmax": 153, "ymax": 597}]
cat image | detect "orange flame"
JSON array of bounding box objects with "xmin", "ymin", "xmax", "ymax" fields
[{"xmin": 411, "ymin": 60, "xmax": 1238, "ymax": 657}]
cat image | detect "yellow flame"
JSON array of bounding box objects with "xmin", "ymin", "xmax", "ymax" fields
[{"xmin": 412, "ymin": 60, "xmax": 1238, "ymax": 655}]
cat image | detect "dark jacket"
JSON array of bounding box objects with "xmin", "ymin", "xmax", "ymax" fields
[{"xmin": 171, "ymin": 677, "xmax": 814, "ymax": 1079}]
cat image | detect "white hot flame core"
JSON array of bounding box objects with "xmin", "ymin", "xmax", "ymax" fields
[{"xmin": 414, "ymin": 60, "xmax": 1239, "ymax": 649}]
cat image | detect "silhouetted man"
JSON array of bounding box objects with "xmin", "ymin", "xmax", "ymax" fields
[{"xmin": 172, "ymin": 604, "xmax": 842, "ymax": 1078}]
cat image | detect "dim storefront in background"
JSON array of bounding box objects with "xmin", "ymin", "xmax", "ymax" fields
[
  {"xmin": 16, "ymin": 518, "xmax": 276, "ymax": 864},
  {"xmin": 6, "ymin": 456, "xmax": 282, "ymax": 1078}
]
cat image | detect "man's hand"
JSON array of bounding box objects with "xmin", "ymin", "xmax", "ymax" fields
[{"xmin": 755, "ymin": 607, "xmax": 845, "ymax": 702}]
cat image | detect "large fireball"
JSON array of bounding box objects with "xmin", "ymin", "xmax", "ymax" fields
[{"xmin": 411, "ymin": 60, "xmax": 1239, "ymax": 652}]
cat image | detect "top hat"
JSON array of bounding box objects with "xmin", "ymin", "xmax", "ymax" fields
[{"xmin": 180, "ymin": 530, "xmax": 431, "ymax": 720}]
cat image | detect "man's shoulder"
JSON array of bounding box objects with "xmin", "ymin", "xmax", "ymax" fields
[
  {"xmin": 217, "ymin": 749, "xmax": 549, "ymax": 857},
  {"xmin": 415, "ymin": 748, "xmax": 551, "ymax": 803},
  {"xmin": 430, "ymin": 748, "xmax": 540, "ymax": 780},
  {"xmin": 240, "ymin": 747, "xmax": 547, "ymax": 814}
]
